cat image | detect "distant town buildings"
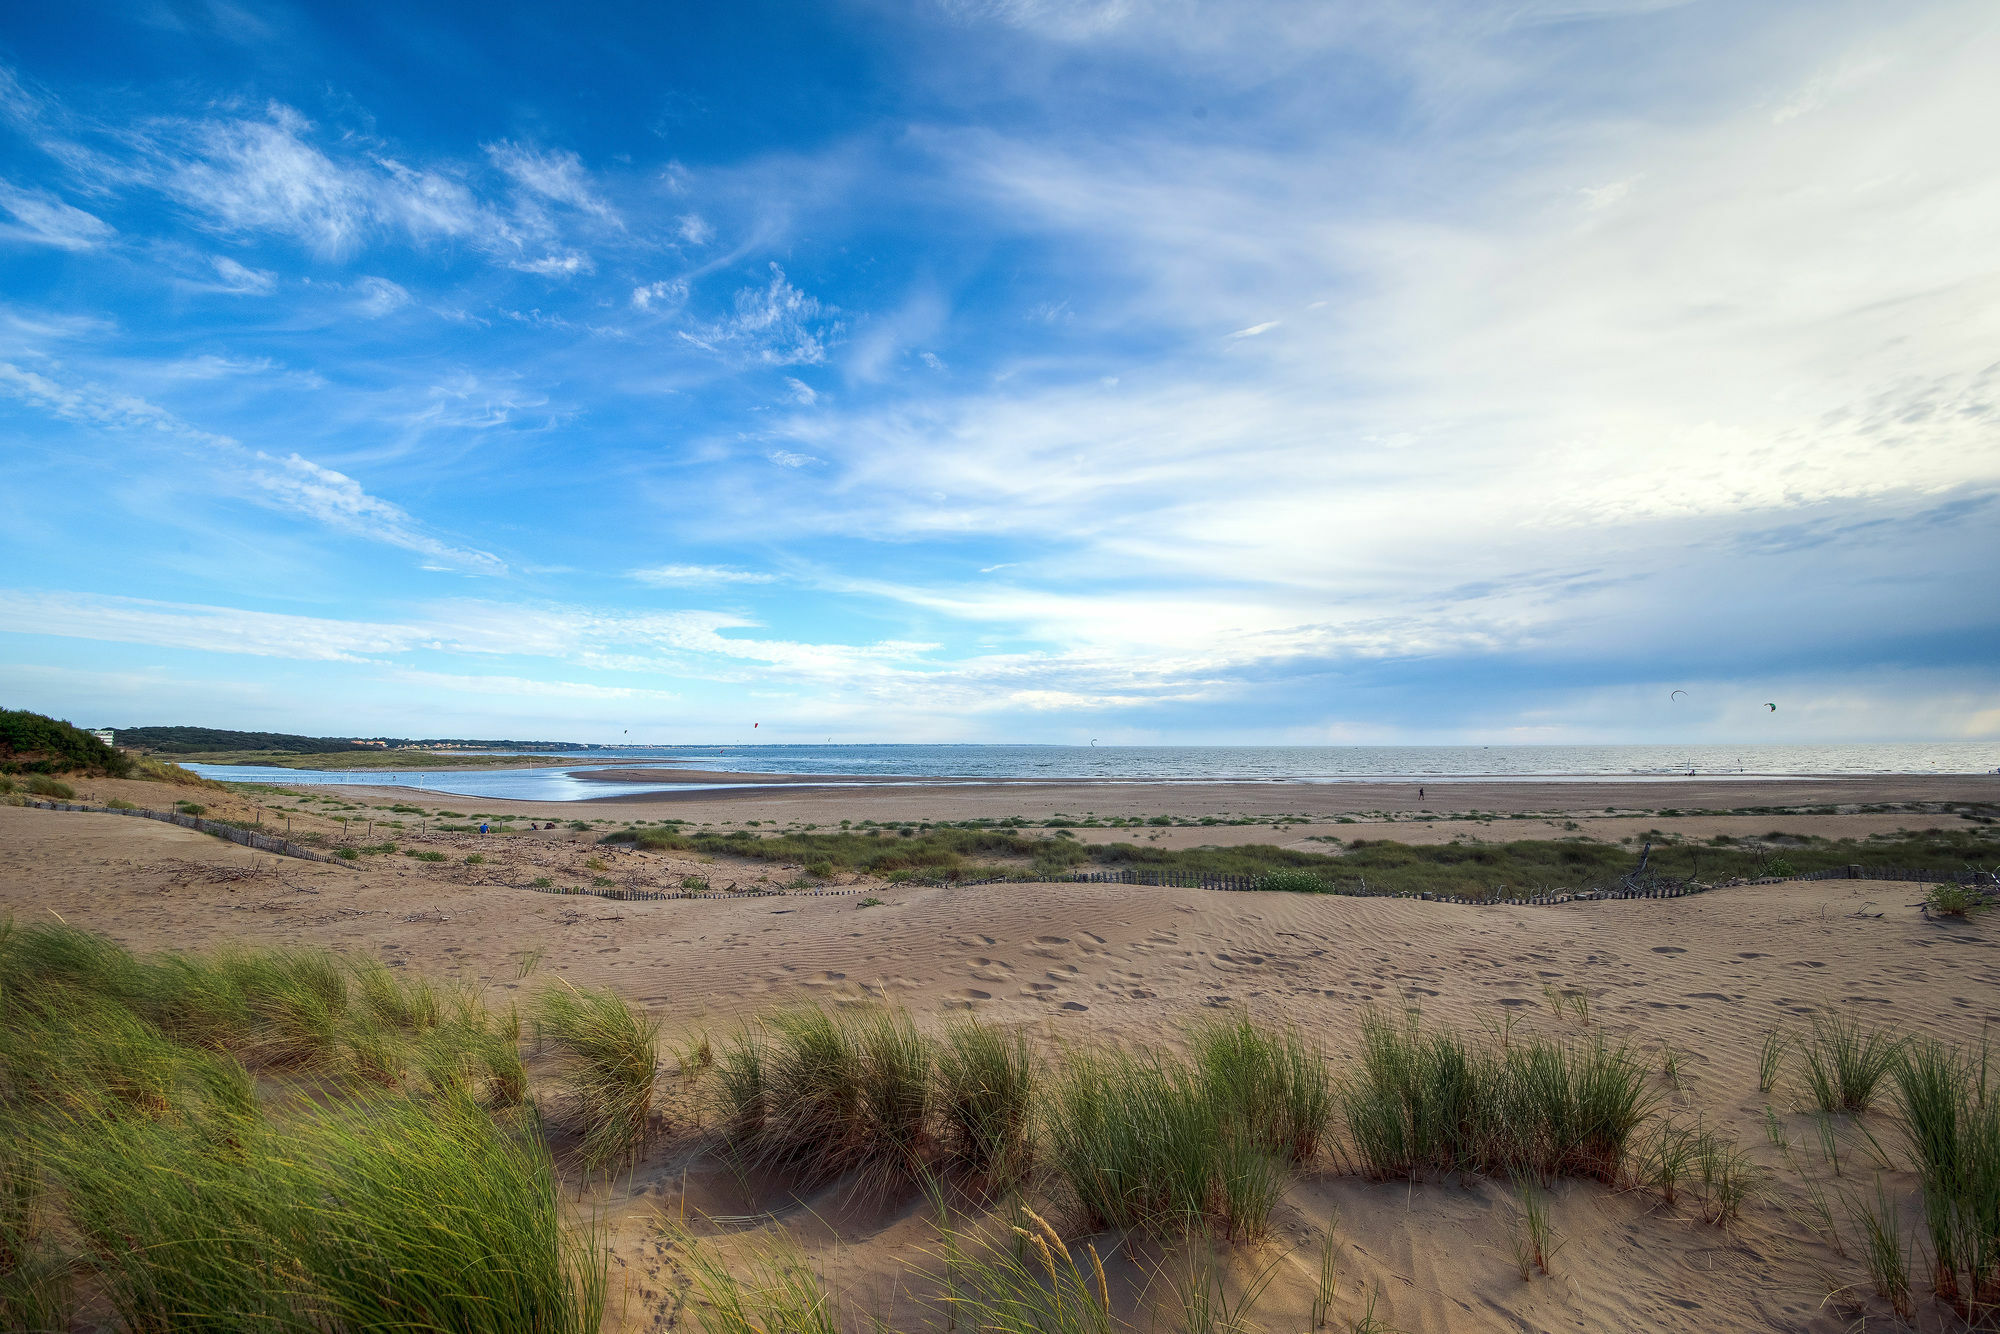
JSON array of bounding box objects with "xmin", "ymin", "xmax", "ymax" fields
[
  {"xmin": 87, "ymin": 728, "xmax": 114, "ymax": 747},
  {"xmin": 351, "ymin": 739, "xmax": 389, "ymax": 748}
]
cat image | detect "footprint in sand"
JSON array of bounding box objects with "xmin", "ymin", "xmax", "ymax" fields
[
  {"xmin": 1036, "ymin": 935, "xmax": 1071, "ymax": 945},
  {"xmin": 803, "ymin": 970, "xmax": 847, "ymax": 985},
  {"xmin": 1023, "ymin": 982, "xmax": 1058, "ymax": 994},
  {"xmin": 1652, "ymin": 946, "xmax": 1686, "ymax": 954},
  {"xmin": 955, "ymin": 988, "xmax": 991, "ymax": 1001},
  {"xmin": 1059, "ymin": 1001, "xmax": 1088, "ymax": 1012}
]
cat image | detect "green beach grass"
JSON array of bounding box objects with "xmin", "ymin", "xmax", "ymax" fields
[
  {"xmin": 606, "ymin": 823, "xmax": 2000, "ymax": 898},
  {"xmin": 3, "ymin": 918, "xmax": 1980, "ymax": 1331}
]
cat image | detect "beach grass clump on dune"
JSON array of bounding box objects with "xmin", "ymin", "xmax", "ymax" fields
[
  {"xmin": 1338, "ymin": 1008, "xmax": 1650, "ymax": 1183},
  {"xmin": 1925, "ymin": 882, "xmax": 1991, "ymax": 917},
  {"xmin": 937, "ymin": 1017, "xmax": 1037, "ymax": 1185},
  {"xmin": 1046, "ymin": 1048, "xmax": 1222, "ymax": 1234},
  {"xmin": 1799, "ymin": 1014, "xmax": 1903, "ymax": 1114},
  {"xmin": 1192, "ymin": 1015, "xmax": 1332, "ymax": 1164},
  {"xmin": 673, "ymin": 1225, "xmax": 840, "ymax": 1334},
  {"xmin": 0, "ymin": 923, "xmax": 605, "ymax": 1333},
  {"xmin": 1894, "ymin": 1036, "xmax": 2000, "ymax": 1315},
  {"xmin": 727, "ymin": 1004, "xmax": 941, "ymax": 1185},
  {"xmin": 534, "ymin": 981, "xmax": 661, "ymax": 1172},
  {"xmin": 0, "ymin": 1138, "xmax": 71, "ymax": 1333},
  {"xmin": 1044, "ymin": 1022, "xmax": 1309, "ymax": 1240},
  {"xmin": 44, "ymin": 1094, "xmax": 604, "ymax": 1334},
  {"xmin": 929, "ymin": 1201, "xmax": 1114, "ymax": 1334}
]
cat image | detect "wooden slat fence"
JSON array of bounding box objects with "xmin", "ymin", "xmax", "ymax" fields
[{"xmin": 23, "ymin": 800, "xmax": 338, "ymax": 864}]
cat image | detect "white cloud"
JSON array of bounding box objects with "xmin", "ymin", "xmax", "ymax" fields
[
  {"xmin": 1228, "ymin": 320, "xmax": 1278, "ymax": 338},
  {"xmin": 353, "ymin": 275, "xmax": 411, "ymax": 316},
  {"xmin": 688, "ymin": 263, "xmax": 838, "ymax": 365},
  {"xmin": 0, "ymin": 358, "xmax": 502, "ymax": 573},
  {"xmin": 484, "ymin": 140, "xmax": 617, "ymax": 222},
  {"xmin": 677, "ymin": 212, "xmax": 714, "ymax": 245},
  {"xmin": 766, "ymin": 449, "xmax": 819, "ymax": 468},
  {"xmin": 920, "ymin": 351, "xmax": 947, "ymax": 371},
  {"xmin": 0, "ymin": 178, "xmax": 112, "ymax": 249},
  {"xmin": 0, "ymin": 590, "xmax": 418, "ymax": 662},
  {"xmin": 783, "ymin": 376, "xmax": 817, "ymax": 405},
  {"xmin": 252, "ymin": 452, "xmax": 506, "ymax": 572},
  {"xmin": 627, "ymin": 564, "xmax": 779, "ymax": 586},
  {"xmin": 753, "ymin": 2, "xmax": 2000, "ymax": 664},
  {"xmin": 511, "ymin": 252, "xmax": 594, "ymax": 277},
  {"xmin": 630, "ymin": 278, "xmax": 688, "ymax": 311},
  {"xmin": 160, "ymin": 103, "xmax": 377, "ymax": 253},
  {"xmin": 210, "ymin": 254, "xmax": 274, "ymax": 293}
]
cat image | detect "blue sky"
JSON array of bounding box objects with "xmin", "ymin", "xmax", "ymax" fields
[{"xmin": 1, "ymin": 0, "xmax": 1996, "ymax": 745}]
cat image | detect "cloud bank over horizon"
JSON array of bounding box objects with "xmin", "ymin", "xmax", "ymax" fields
[{"xmin": 0, "ymin": 0, "xmax": 1995, "ymax": 745}]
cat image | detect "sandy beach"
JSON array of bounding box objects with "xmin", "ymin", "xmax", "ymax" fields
[{"xmin": 4, "ymin": 766, "xmax": 1997, "ymax": 1332}]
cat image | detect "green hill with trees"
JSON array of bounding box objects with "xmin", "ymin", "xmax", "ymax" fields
[{"xmin": 0, "ymin": 708, "xmax": 133, "ymax": 776}]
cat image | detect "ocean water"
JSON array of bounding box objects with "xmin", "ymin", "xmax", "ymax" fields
[{"xmin": 185, "ymin": 742, "xmax": 2000, "ymax": 802}]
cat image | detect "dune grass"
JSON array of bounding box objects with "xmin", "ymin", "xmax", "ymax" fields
[
  {"xmin": 43, "ymin": 1093, "xmax": 604, "ymax": 1333},
  {"xmin": 674, "ymin": 1226, "xmax": 841, "ymax": 1334},
  {"xmin": 1799, "ymin": 1014, "xmax": 1903, "ymax": 1114},
  {"xmin": 1192, "ymin": 1015, "xmax": 1332, "ymax": 1164},
  {"xmin": 714, "ymin": 1005, "xmax": 941, "ymax": 1188},
  {"xmin": 613, "ymin": 821, "xmax": 2000, "ymax": 899},
  {"xmin": 1043, "ymin": 1020, "xmax": 1320, "ymax": 1240},
  {"xmin": 0, "ymin": 922, "xmax": 605, "ymax": 1332},
  {"xmin": 535, "ymin": 981, "xmax": 661, "ymax": 1173},
  {"xmin": 930, "ymin": 1199, "xmax": 1114, "ymax": 1334},
  {"xmin": 937, "ymin": 1017, "xmax": 1037, "ymax": 1186},
  {"xmin": 1925, "ymin": 882, "xmax": 1991, "ymax": 917},
  {"xmin": 1893, "ymin": 1035, "xmax": 2000, "ymax": 1317},
  {"xmin": 1337, "ymin": 1007, "xmax": 1650, "ymax": 1184}
]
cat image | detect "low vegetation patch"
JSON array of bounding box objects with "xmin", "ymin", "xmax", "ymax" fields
[
  {"xmin": 604, "ymin": 824, "xmax": 2000, "ymax": 898},
  {"xmin": 1925, "ymin": 882, "xmax": 1991, "ymax": 917},
  {"xmin": 1798, "ymin": 1014, "xmax": 1904, "ymax": 1114}
]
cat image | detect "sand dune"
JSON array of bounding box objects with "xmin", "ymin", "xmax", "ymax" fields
[{"xmin": 3, "ymin": 794, "xmax": 1993, "ymax": 1332}]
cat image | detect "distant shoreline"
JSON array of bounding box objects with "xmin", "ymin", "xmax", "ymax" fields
[{"xmin": 158, "ymin": 750, "xmax": 572, "ymax": 771}]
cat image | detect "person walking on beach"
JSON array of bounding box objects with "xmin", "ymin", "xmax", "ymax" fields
[{"xmin": 1419, "ymin": 786, "xmax": 1425, "ymax": 803}]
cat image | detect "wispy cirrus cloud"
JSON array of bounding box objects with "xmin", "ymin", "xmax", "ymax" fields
[
  {"xmin": 627, "ymin": 563, "xmax": 778, "ymax": 587},
  {"xmin": 680, "ymin": 263, "xmax": 838, "ymax": 365},
  {"xmin": 0, "ymin": 359, "xmax": 502, "ymax": 573},
  {"xmin": 0, "ymin": 178, "xmax": 112, "ymax": 248}
]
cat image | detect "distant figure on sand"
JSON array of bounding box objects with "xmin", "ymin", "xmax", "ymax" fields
[{"xmin": 1419, "ymin": 786, "xmax": 1425, "ymax": 802}]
